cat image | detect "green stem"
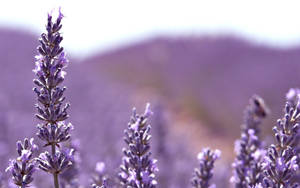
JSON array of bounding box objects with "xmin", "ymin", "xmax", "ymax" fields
[{"xmin": 51, "ymin": 144, "xmax": 59, "ymax": 188}]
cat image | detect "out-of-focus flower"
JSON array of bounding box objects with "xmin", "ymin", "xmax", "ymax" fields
[
  {"xmin": 191, "ymin": 148, "xmax": 221, "ymax": 188},
  {"xmin": 286, "ymin": 88, "xmax": 300, "ymax": 106},
  {"xmin": 119, "ymin": 103, "xmax": 158, "ymax": 187},
  {"xmin": 231, "ymin": 95, "xmax": 268, "ymax": 188},
  {"xmin": 91, "ymin": 161, "xmax": 108, "ymax": 188},
  {"xmin": 6, "ymin": 138, "xmax": 37, "ymax": 188}
]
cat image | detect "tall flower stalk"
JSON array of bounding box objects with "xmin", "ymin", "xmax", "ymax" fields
[
  {"xmin": 262, "ymin": 90, "xmax": 300, "ymax": 188},
  {"xmin": 119, "ymin": 103, "xmax": 158, "ymax": 187},
  {"xmin": 33, "ymin": 9, "xmax": 73, "ymax": 188},
  {"xmin": 191, "ymin": 148, "xmax": 221, "ymax": 188},
  {"xmin": 231, "ymin": 95, "xmax": 268, "ymax": 188}
]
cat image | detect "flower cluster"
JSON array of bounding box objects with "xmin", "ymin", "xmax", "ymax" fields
[
  {"xmin": 37, "ymin": 149, "xmax": 74, "ymax": 175},
  {"xmin": 36, "ymin": 122, "xmax": 73, "ymax": 147},
  {"xmin": 32, "ymin": 9, "xmax": 74, "ymax": 188},
  {"xmin": 33, "ymin": 9, "xmax": 71, "ymax": 147},
  {"xmin": 6, "ymin": 138, "xmax": 38, "ymax": 188},
  {"xmin": 262, "ymin": 92, "xmax": 300, "ymax": 187},
  {"xmin": 231, "ymin": 95, "xmax": 268, "ymax": 188},
  {"xmin": 119, "ymin": 103, "xmax": 158, "ymax": 187},
  {"xmin": 191, "ymin": 148, "xmax": 221, "ymax": 188}
]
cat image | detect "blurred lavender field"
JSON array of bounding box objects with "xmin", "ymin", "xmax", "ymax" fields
[{"xmin": 1, "ymin": 26, "xmax": 300, "ymax": 187}]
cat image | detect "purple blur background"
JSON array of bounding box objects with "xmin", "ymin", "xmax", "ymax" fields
[{"xmin": 1, "ymin": 2, "xmax": 300, "ymax": 187}]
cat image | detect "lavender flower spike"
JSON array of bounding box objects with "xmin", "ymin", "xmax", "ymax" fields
[
  {"xmin": 191, "ymin": 148, "xmax": 221, "ymax": 188},
  {"xmin": 33, "ymin": 8, "xmax": 71, "ymax": 148},
  {"xmin": 231, "ymin": 95, "xmax": 268, "ymax": 188},
  {"xmin": 286, "ymin": 88, "xmax": 300, "ymax": 107},
  {"xmin": 6, "ymin": 138, "xmax": 38, "ymax": 188},
  {"xmin": 119, "ymin": 103, "xmax": 158, "ymax": 187},
  {"xmin": 33, "ymin": 8, "xmax": 73, "ymax": 188},
  {"xmin": 262, "ymin": 93, "xmax": 300, "ymax": 188}
]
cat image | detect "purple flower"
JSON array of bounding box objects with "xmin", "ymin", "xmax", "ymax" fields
[
  {"xmin": 231, "ymin": 95, "xmax": 268, "ymax": 188},
  {"xmin": 36, "ymin": 122, "xmax": 73, "ymax": 147},
  {"xmin": 286, "ymin": 88, "xmax": 300, "ymax": 106},
  {"xmin": 119, "ymin": 103, "xmax": 158, "ymax": 187},
  {"xmin": 37, "ymin": 150, "xmax": 74, "ymax": 174},
  {"xmin": 262, "ymin": 90, "xmax": 300, "ymax": 187},
  {"xmin": 33, "ymin": 8, "xmax": 71, "ymax": 132},
  {"xmin": 191, "ymin": 148, "xmax": 221, "ymax": 188},
  {"xmin": 32, "ymin": 8, "xmax": 74, "ymax": 188},
  {"xmin": 144, "ymin": 103, "xmax": 153, "ymax": 118},
  {"xmin": 6, "ymin": 138, "xmax": 37, "ymax": 188}
]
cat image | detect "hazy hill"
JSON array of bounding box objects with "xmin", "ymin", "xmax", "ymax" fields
[{"xmin": 83, "ymin": 36, "xmax": 300, "ymax": 138}]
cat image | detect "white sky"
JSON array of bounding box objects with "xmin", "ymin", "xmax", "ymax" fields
[{"xmin": 1, "ymin": 0, "xmax": 300, "ymax": 57}]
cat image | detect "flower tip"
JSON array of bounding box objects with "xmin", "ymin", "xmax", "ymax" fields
[
  {"xmin": 30, "ymin": 138, "xmax": 39, "ymax": 152},
  {"xmin": 286, "ymin": 88, "xmax": 296, "ymax": 100},
  {"xmin": 5, "ymin": 159, "xmax": 14, "ymax": 172},
  {"xmin": 60, "ymin": 71, "xmax": 67, "ymax": 79},
  {"xmin": 58, "ymin": 7, "xmax": 64, "ymax": 19},
  {"xmin": 286, "ymin": 88, "xmax": 300, "ymax": 105},
  {"xmin": 132, "ymin": 107, "xmax": 137, "ymax": 115},
  {"xmin": 47, "ymin": 8, "xmax": 54, "ymax": 18},
  {"xmin": 248, "ymin": 129, "xmax": 255, "ymax": 135},
  {"xmin": 144, "ymin": 103, "xmax": 153, "ymax": 117},
  {"xmin": 214, "ymin": 149, "xmax": 221, "ymax": 158}
]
